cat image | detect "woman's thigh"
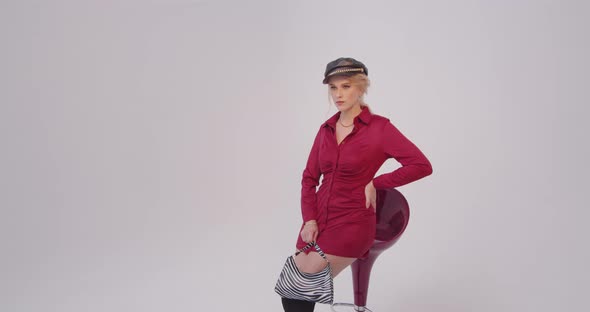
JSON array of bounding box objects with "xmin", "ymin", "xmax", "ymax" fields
[
  {"xmin": 294, "ymin": 252, "xmax": 356, "ymax": 278},
  {"xmin": 325, "ymin": 254, "xmax": 356, "ymax": 277}
]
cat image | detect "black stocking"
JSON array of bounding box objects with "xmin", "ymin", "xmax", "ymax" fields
[{"xmin": 281, "ymin": 297, "xmax": 315, "ymax": 312}]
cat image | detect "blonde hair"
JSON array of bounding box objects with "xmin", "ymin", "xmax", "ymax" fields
[
  {"xmin": 349, "ymin": 73, "xmax": 370, "ymax": 104},
  {"xmin": 326, "ymin": 73, "xmax": 372, "ymax": 111}
]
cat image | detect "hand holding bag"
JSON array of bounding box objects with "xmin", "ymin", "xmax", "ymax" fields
[{"xmin": 274, "ymin": 242, "xmax": 334, "ymax": 304}]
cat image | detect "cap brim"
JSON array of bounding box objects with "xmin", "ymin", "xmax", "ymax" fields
[{"xmin": 322, "ymin": 72, "xmax": 358, "ymax": 84}]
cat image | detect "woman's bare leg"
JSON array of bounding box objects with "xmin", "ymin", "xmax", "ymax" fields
[
  {"xmin": 325, "ymin": 254, "xmax": 357, "ymax": 277},
  {"xmin": 284, "ymin": 252, "xmax": 356, "ymax": 311},
  {"xmin": 294, "ymin": 251, "xmax": 357, "ymax": 278}
]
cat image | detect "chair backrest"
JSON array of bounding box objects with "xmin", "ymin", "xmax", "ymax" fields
[{"xmin": 374, "ymin": 188, "xmax": 410, "ymax": 242}]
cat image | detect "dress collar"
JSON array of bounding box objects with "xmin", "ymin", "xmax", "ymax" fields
[{"xmin": 323, "ymin": 105, "xmax": 373, "ymax": 129}]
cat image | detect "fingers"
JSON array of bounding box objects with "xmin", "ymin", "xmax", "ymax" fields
[
  {"xmin": 301, "ymin": 229, "xmax": 315, "ymax": 243},
  {"xmin": 301, "ymin": 226, "xmax": 319, "ymax": 243},
  {"xmin": 300, "ymin": 222, "xmax": 321, "ymax": 243},
  {"xmin": 365, "ymin": 186, "xmax": 377, "ymax": 210},
  {"xmin": 366, "ymin": 195, "xmax": 376, "ymax": 210}
]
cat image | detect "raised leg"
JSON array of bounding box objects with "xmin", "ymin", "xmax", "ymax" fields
[{"xmin": 294, "ymin": 250, "xmax": 356, "ymax": 278}]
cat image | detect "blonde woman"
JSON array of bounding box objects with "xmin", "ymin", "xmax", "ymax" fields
[{"xmin": 281, "ymin": 57, "xmax": 432, "ymax": 312}]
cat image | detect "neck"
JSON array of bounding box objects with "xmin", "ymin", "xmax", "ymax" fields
[{"xmin": 340, "ymin": 104, "xmax": 363, "ymax": 124}]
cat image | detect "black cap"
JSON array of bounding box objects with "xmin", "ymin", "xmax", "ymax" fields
[{"xmin": 322, "ymin": 57, "xmax": 368, "ymax": 84}]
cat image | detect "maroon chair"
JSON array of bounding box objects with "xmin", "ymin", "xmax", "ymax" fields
[{"xmin": 331, "ymin": 188, "xmax": 411, "ymax": 312}]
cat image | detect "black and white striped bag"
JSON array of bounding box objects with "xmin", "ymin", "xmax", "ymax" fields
[{"xmin": 274, "ymin": 242, "xmax": 334, "ymax": 304}]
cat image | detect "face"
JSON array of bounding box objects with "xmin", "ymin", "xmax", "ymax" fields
[{"xmin": 328, "ymin": 76, "xmax": 363, "ymax": 112}]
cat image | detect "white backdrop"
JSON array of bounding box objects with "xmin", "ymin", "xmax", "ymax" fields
[{"xmin": 1, "ymin": 1, "xmax": 588, "ymax": 311}]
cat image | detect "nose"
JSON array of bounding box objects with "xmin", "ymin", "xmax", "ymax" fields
[{"xmin": 335, "ymin": 88, "xmax": 343, "ymax": 98}]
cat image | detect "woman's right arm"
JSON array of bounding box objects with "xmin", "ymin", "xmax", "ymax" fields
[{"xmin": 301, "ymin": 127, "xmax": 323, "ymax": 224}]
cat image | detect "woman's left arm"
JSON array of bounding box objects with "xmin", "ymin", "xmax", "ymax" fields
[{"xmin": 372, "ymin": 120, "xmax": 433, "ymax": 190}]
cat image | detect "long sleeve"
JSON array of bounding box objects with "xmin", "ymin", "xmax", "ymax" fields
[
  {"xmin": 372, "ymin": 120, "xmax": 432, "ymax": 190},
  {"xmin": 301, "ymin": 127, "xmax": 323, "ymax": 222}
]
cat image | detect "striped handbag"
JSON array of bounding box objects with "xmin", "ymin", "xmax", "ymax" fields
[{"xmin": 274, "ymin": 242, "xmax": 334, "ymax": 304}]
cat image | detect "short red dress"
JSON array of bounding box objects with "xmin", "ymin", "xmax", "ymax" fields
[{"xmin": 295, "ymin": 106, "xmax": 432, "ymax": 258}]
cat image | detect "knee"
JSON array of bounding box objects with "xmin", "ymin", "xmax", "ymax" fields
[
  {"xmin": 324, "ymin": 254, "xmax": 357, "ymax": 278},
  {"xmin": 294, "ymin": 252, "xmax": 328, "ymax": 274}
]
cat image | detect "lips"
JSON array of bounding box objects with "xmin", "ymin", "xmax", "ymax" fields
[{"xmin": 336, "ymin": 101, "xmax": 344, "ymax": 105}]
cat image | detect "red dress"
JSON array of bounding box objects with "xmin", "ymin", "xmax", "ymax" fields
[{"xmin": 295, "ymin": 106, "xmax": 432, "ymax": 258}]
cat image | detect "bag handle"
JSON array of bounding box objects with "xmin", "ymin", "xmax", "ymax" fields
[{"xmin": 294, "ymin": 242, "xmax": 329, "ymax": 262}]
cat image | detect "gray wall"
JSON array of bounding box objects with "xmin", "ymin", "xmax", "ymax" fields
[{"xmin": 1, "ymin": 1, "xmax": 588, "ymax": 311}]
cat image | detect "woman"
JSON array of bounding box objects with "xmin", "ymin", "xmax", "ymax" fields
[{"xmin": 281, "ymin": 57, "xmax": 432, "ymax": 312}]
